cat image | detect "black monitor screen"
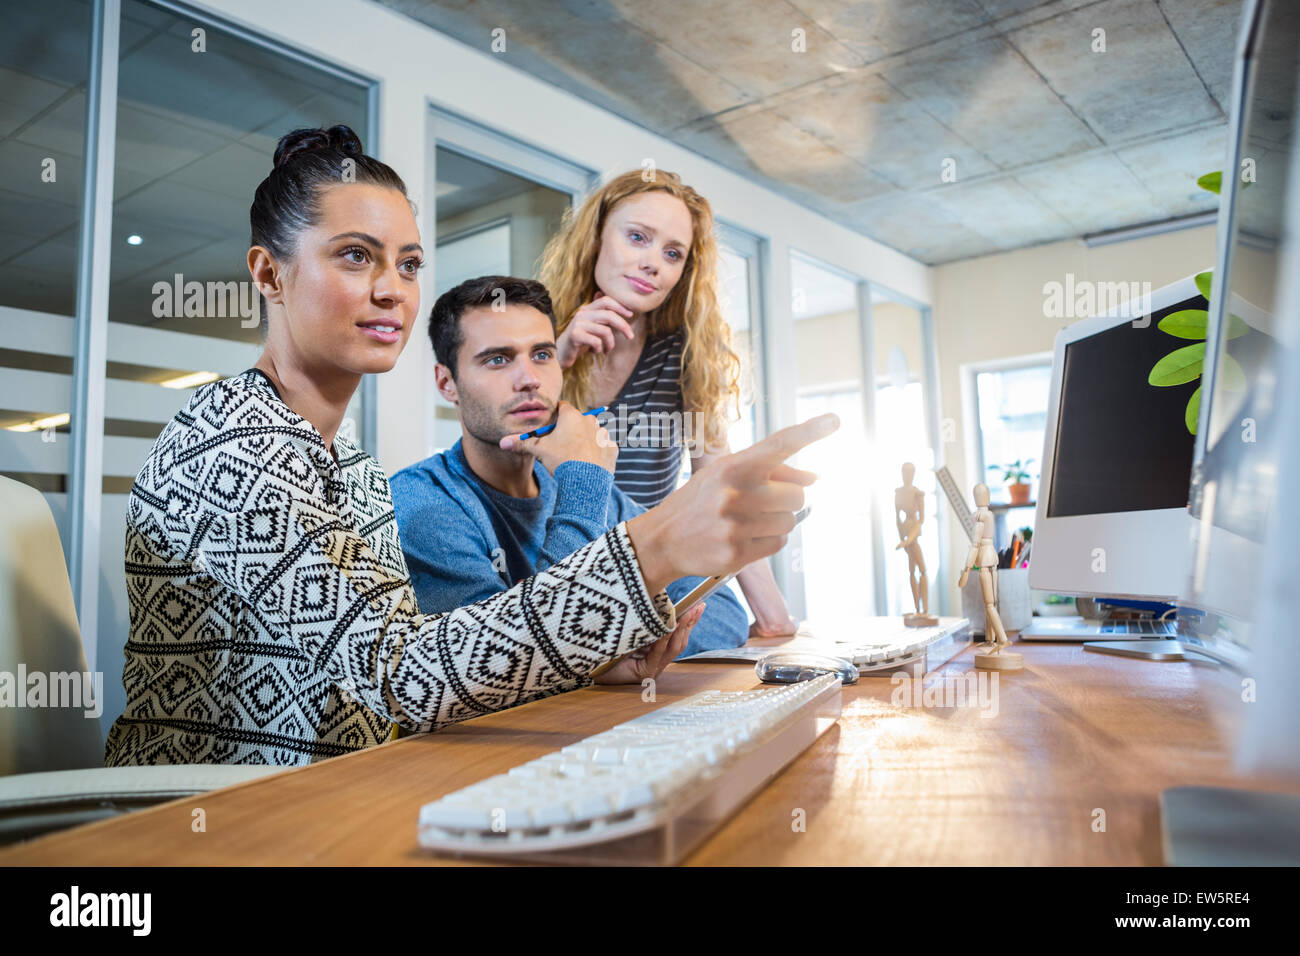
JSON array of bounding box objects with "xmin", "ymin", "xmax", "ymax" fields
[{"xmin": 1047, "ymin": 298, "xmax": 1202, "ymax": 517}]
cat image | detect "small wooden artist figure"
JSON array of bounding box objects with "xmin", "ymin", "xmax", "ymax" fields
[
  {"xmin": 894, "ymin": 462, "xmax": 937, "ymax": 626},
  {"xmin": 957, "ymin": 482, "xmax": 1023, "ymax": 670}
]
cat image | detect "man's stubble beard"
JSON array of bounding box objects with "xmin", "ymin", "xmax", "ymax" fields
[{"xmin": 458, "ymin": 388, "xmax": 554, "ymax": 450}]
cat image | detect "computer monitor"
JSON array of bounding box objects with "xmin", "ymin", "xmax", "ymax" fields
[
  {"xmin": 1029, "ymin": 276, "xmax": 1207, "ymax": 602},
  {"xmin": 1154, "ymin": 0, "xmax": 1300, "ymax": 863},
  {"xmin": 1178, "ymin": 0, "xmax": 1299, "ymax": 774}
]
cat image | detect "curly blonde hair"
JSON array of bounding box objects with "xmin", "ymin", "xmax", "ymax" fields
[{"xmin": 537, "ymin": 169, "xmax": 742, "ymax": 453}]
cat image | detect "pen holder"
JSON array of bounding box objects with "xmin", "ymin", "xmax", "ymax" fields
[{"xmin": 961, "ymin": 568, "xmax": 1032, "ymax": 635}]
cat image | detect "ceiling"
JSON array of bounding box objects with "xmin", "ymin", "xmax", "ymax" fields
[{"xmin": 375, "ymin": 0, "xmax": 1243, "ymax": 264}]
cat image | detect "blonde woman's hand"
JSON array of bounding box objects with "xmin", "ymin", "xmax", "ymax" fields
[
  {"xmin": 748, "ymin": 617, "xmax": 799, "ymax": 639},
  {"xmin": 557, "ymin": 293, "xmax": 636, "ymax": 368}
]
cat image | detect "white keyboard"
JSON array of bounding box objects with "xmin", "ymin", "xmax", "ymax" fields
[
  {"xmin": 800, "ymin": 616, "xmax": 972, "ymax": 670},
  {"xmin": 417, "ymin": 673, "xmax": 842, "ymax": 864}
]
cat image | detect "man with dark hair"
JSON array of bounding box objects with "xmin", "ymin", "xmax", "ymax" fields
[
  {"xmin": 426, "ymin": 275, "xmax": 558, "ymax": 378},
  {"xmin": 390, "ymin": 275, "xmax": 749, "ymax": 657}
]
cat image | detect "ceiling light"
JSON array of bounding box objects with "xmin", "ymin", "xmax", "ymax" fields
[
  {"xmin": 6, "ymin": 412, "xmax": 70, "ymax": 433},
  {"xmin": 159, "ymin": 371, "xmax": 220, "ymax": 389},
  {"xmin": 1083, "ymin": 212, "xmax": 1217, "ymax": 247}
]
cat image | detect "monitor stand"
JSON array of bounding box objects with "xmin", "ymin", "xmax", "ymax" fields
[{"xmin": 1161, "ymin": 786, "xmax": 1300, "ymax": 865}]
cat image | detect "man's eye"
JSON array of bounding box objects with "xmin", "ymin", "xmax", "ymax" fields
[
  {"xmin": 534, "ymin": 350, "xmax": 553, "ymax": 361},
  {"xmin": 486, "ymin": 356, "xmax": 506, "ymax": 366}
]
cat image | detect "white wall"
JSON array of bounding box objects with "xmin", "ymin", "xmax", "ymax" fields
[
  {"xmin": 190, "ymin": 0, "xmax": 932, "ymax": 476},
  {"xmin": 931, "ymin": 223, "xmax": 1218, "ymax": 609}
]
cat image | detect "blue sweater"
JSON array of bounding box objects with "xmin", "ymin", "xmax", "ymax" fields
[{"xmin": 389, "ymin": 441, "xmax": 750, "ymax": 657}]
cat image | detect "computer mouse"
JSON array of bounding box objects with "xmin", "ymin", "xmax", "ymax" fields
[{"xmin": 755, "ymin": 651, "xmax": 859, "ymax": 685}]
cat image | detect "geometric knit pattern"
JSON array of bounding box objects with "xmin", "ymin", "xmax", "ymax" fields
[{"xmin": 104, "ymin": 369, "xmax": 674, "ymax": 767}]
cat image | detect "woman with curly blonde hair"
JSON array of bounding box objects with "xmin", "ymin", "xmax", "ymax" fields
[{"xmin": 537, "ymin": 168, "xmax": 799, "ymax": 638}]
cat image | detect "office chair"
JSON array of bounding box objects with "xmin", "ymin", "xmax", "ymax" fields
[{"xmin": 0, "ymin": 475, "xmax": 283, "ymax": 845}]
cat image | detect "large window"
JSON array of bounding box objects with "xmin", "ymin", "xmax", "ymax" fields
[{"xmin": 969, "ymin": 358, "xmax": 1051, "ymax": 546}]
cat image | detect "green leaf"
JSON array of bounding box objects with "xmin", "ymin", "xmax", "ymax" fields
[
  {"xmin": 1194, "ymin": 271, "xmax": 1213, "ymax": 300},
  {"xmin": 1185, "ymin": 385, "xmax": 1201, "ymax": 434},
  {"xmin": 1226, "ymin": 313, "xmax": 1249, "ymax": 339},
  {"xmin": 1149, "ymin": 342, "xmax": 1205, "ymax": 386},
  {"xmin": 1197, "ymin": 171, "xmax": 1222, "ymax": 195},
  {"xmin": 1158, "ymin": 309, "xmax": 1208, "ymax": 339},
  {"xmin": 1220, "ymin": 352, "xmax": 1247, "ymax": 390}
]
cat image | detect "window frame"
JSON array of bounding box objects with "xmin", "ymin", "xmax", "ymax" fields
[{"xmin": 960, "ymin": 351, "xmax": 1054, "ymax": 512}]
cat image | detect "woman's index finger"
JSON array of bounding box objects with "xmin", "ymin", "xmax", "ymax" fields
[{"xmin": 728, "ymin": 414, "xmax": 840, "ymax": 482}]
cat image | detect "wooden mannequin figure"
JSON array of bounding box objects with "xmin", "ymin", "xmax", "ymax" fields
[
  {"xmin": 895, "ymin": 462, "xmax": 937, "ymax": 626},
  {"xmin": 958, "ymin": 482, "xmax": 1023, "ymax": 671}
]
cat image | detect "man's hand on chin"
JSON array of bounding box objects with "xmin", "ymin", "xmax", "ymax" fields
[{"xmin": 499, "ymin": 401, "xmax": 618, "ymax": 474}]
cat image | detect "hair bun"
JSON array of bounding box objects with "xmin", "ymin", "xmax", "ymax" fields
[{"xmin": 273, "ymin": 125, "xmax": 364, "ymax": 170}]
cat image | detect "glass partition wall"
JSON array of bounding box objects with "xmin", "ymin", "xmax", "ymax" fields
[
  {"xmin": 1, "ymin": 0, "xmax": 377, "ymax": 740},
  {"xmin": 0, "ymin": 0, "xmax": 94, "ymax": 573}
]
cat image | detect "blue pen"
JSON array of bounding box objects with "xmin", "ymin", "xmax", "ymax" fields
[{"xmin": 516, "ymin": 406, "xmax": 608, "ymax": 442}]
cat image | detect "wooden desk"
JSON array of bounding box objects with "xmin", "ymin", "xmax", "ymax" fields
[{"xmin": 3, "ymin": 641, "xmax": 1296, "ymax": 866}]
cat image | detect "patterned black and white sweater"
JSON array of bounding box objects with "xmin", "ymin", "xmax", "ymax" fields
[{"xmin": 104, "ymin": 368, "xmax": 675, "ymax": 767}]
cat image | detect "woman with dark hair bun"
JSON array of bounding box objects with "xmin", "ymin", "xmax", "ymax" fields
[
  {"xmin": 247, "ymin": 125, "xmax": 409, "ymax": 335},
  {"xmin": 105, "ymin": 125, "xmax": 834, "ymax": 767}
]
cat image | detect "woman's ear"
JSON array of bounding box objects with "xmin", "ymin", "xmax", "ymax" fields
[{"xmin": 247, "ymin": 246, "xmax": 285, "ymax": 309}]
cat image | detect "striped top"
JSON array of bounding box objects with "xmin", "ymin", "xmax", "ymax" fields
[
  {"xmin": 598, "ymin": 329, "xmax": 688, "ymax": 509},
  {"xmin": 104, "ymin": 368, "xmax": 674, "ymax": 767}
]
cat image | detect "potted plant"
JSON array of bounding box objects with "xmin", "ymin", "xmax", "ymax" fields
[{"xmin": 988, "ymin": 459, "xmax": 1035, "ymax": 505}]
